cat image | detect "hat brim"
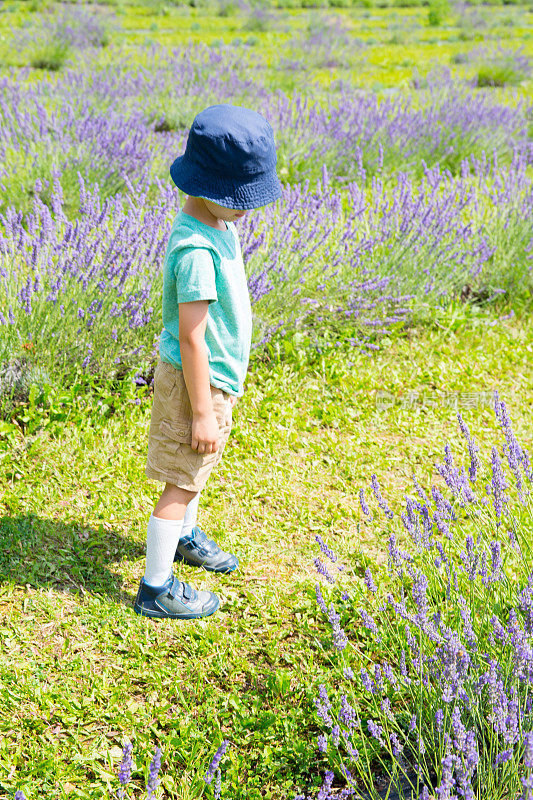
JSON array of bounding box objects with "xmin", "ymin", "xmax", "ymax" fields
[{"xmin": 170, "ymin": 155, "xmax": 283, "ymax": 210}]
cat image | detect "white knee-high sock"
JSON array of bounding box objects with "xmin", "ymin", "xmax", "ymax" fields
[
  {"xmin": 143, "ymin": 513, "xmax": 184, "ymax": 588},
  {"xmin": 181, "ymin": 491, "xmax": 201, "ymax": 541}
]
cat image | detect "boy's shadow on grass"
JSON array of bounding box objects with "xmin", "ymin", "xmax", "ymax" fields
[{"xmin": 0, "ymin": 513, "xmax": 144, "ymax": 604}]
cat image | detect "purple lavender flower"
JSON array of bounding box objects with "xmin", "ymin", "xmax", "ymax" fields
[
  {"xmin": 371, "ymin": 474, "xmax": 394, "ymax": 519},
  {"xmin": 344, "ymin": 667, "xmax": 355, "ymax": 680},
  {"xmin": 382, "ymin": 662, "xmax": 399, "ymax": 688},
  {"xmin": 317, "ymin": 734, "xmax": 327, "ymax": 753},
  {"xmin": 14, "ymin": 792, "xmax": 26, "ymax": 800},
  {"xmin": 205, "ymin": 740, "xmax": 230, "ymax": 784},
  {"xmin": 435, "ymin": 752, "xmax": 456, "ymax": 799},
  {"xmin": 457, "ymin": 413, "xmax": 480, "ymax": 483},
  {"xmin": 314, "ymin": 685, "xmax": 334, "ymax": 728},
  {"xmin": 459, "ymin": 536, "xmax": 479, "ymax": 582},
  {"xmin": 146, "ymin": 747, "xmax": 161, "ymax": 799},
  {"xmin": 464, "ymin": 730, "xmax": 479, "ymax": 772},
  {"xmin": 451, "ymin": 706, "xmax": 467, "ymax": 752},
  {"xmin": 494, "ymin": 749, "xmax": 513, "ymax": 767},
  {"xmin": 364, "ymin": 567, "xmax": 377, "ymax": 593},
  {"xmin": 495, "ymin": 397, "xmax": 531, "ymax": 492},
  {"xmin": 490, "ymin": 540, "xmax": 503, "ymax": 581},
  {"xmin": 436, "ymin": 445, "xmax": 463, "ymax": 497},
  {"xmin": 360, "ymin": 668, "xmax": 374, "ymax": 694},
  {"xmin": 380, "ymin": 697, "xmax": 393, "ymax": 718},
  {"xmin": 213, "ymin": 769, "xmax": 222, "ymax": 800},
  {"xmin": 317, "ymin": 770, "xmax": 334, "ymax": 800},
  {"xmin": 367, "ymin": 719, "xmax": 386, "ymax": 746},
  {"xmin": 314, "ymin": 558, "xmax": 336, "ymax": 584},
  {"xmin": 522, "ymin": 773, "xmax": 533, "ymax": 800},
  {"xmin": 117, "ymin": 741, "xmax": 133, "ymax": 798},
  {"xmin": 491, "ymin": 447, "xmax": 510, "ymax": 521},
  {"xmin": 328, "ymin": 603, "xmax": 348, "ymax": 650},
  {"xmin": 359, "ymin": 488, "xmax": 373, "ymax": 518},
  {"xmin": 338, "ymin": 695, "xmax": 359, "ymax": 730},
  {"xmin": 389, "ymin": 731, "xmax": 403, "ymax": 755},
  {"xmin": 315, "ymin": 535, "xmax": 338, "ymax": 563},
  {"xmin": 315, "ymin": 583, "xmax": 328, "ymax": 614},
  {"xmin": 359, "ymin": 608, "xmax": 382, "ymax": 641}
]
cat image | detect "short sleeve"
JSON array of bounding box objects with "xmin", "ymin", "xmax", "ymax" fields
[{"xmin": 172, "ymin": 247, "xmax": 218, "ymax": 305}]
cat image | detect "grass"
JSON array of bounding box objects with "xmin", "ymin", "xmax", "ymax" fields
[
  {"xmin": 0, "ymin": 0, "xmax": 532, "ymax": 796},
  {"xmin": 0, "ymin": 2, "xmax": 531, "ymax": 99},
  {"xmin": 2, "ymin": 307, "xmax": 533, "ymax": 798}
]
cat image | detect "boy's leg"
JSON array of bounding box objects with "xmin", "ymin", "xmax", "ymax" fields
[
  {"xmin": 181, "ymin": 490, "xmax": 201, "ymax": 540},
  {"xmin": 153, "ymin": 483, "xmax": 196, "ymax": 520},
  {"xmin": 144, "ymin": 483, "xmax": 196, "ymax": 587}
]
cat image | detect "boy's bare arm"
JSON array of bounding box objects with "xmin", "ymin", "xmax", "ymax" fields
[{"xmin": 179, "ymin": 301, "xmax": 220, "ymax": 454}]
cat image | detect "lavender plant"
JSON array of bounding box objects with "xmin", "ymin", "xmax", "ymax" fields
[
  {"xmin": 10, "ymin": 3, "xmax": 113, "ymax": 72},
  {"xmin": 0, "ymin": 42, "xmax": 530, "ymax": 216},
  {"xmin": 205, "ymin": 740, "xmax": 231, "ymax": 800},
  {"xmin": 117, "ymin": 742, "xmax": 134, "ymax": 799},
  {"xmin": 0, "ymin": 153, "xmax": 530, "ymax": 397},
  {"xmin": 474, "ymin": 46, "xmax": 532, "ymax": 89},
  {"xmin": 310, "ymin": 396, "xmax": 533, "ymax": 799},
  {"xmin": 280, "ymin": 13, "xmax": 364, "ymax": 71}
]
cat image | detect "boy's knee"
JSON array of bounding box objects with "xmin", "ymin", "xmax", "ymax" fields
[{"xmin": 164, "ymin": 483, "xmax": 196, "ymax": 502}]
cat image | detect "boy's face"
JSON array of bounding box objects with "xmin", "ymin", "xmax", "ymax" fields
[{"xmin": 202, "ymin": 198, "xmax": 250, "ymax": 222}]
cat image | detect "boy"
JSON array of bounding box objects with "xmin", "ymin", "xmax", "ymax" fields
[{"xmin": 134, "ymin": 104, "xmax": 282, "ymax": 620}]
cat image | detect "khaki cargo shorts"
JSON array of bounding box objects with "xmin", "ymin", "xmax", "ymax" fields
[{"xmin": 145, "ymin": 359, "xmax": 233, "ymax": 493}]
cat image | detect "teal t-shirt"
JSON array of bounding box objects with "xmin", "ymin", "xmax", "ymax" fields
[{"xmin": 159, "ymin": 211, "xmax": 253, "ymax": 397}]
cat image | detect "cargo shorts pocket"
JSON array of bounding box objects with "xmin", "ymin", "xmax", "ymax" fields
[
  {"xmin": 156, "ymin": 389, "xmax": 232, "ymax": 474},
  {"xmin": 159, "ymin": 419, "xmax": 192, "ymax": 444}
]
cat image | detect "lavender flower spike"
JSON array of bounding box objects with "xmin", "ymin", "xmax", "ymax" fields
[
  {"xmin": 315, "ymin": 535, "xmax": 338, "ymax": 563},
  {"xmin": 14, "ymin": 792, "xmax": 26, "ymax": 800},
  {"xmin": 317, "ymin": 770, "xmax": 335, "ymax": 800},
  {"xmin": 371, "ymin": 475, "xmax": 394, "ymax": 519},
  {"xmin": 214, "ymin": 769, "xmax": 222, "ymax": 800},
  {"xmin": 205, "ymin": 740, "xmax": 230, "ymax": 784},
  {"xmin": 117, "ymin": 741, "xmax": 134, "ymax": 798},
  {"xmin": 315, "ymin": 557, "xmax": 336, "ymax": 584},
  {"xmin": 359, "ymin": 488, "xmax": 373, "ymax": 518},
  {"xmin": 146, "ymin": 747, "xmax": 162, "ymax": 799},
  {"xmin": 457, "ymin": 413, "xmax": 480, "ymax": 483},
  {"xmin": 364, "ymin": 567, "xmax": 377, "ymax": 593}
]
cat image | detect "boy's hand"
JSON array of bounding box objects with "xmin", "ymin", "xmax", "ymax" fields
[{"xmin": 192, "ymin": 410, "xmax": 220, "ymax": 454}]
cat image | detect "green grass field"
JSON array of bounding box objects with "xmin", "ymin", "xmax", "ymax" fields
[
  {"xmin": 1, "ymin": 0, "xmax": 533, "ymax": 798},
  {"xmin": 2, "ymin": 305, "xmax": 533, "ymax": 798}
]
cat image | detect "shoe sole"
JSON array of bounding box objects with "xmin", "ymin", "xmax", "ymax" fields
[
  {"xmin": 174, "ymin": 554, "xmax": 239, "ymax": 573},
  {"xmin": 133, "ymin": 601, "xmax": 219, "ymax": 620}
]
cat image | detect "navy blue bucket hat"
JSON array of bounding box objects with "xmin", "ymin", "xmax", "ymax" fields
[{"xmin": 170, "ymin": 104, "xmax": 282, "ymax": 210}]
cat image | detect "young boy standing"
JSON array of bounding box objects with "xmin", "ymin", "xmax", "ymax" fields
[{"xmin": 134, "ymin": 104, "xmax": 282, "ymax": 620}]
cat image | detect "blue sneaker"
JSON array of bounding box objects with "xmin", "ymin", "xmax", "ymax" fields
[
  {"xmin": 174, "ymin": 527, "xmax": 239, "ymax": 573},
  {"xmin": 134, "ymin": 573, "xmax": 219, "ymax": 620}
]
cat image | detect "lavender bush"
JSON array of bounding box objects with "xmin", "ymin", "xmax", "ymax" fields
[
  {"xmin": 280, "ymin": 13, "xmax": 365, "ymax": 71},
  {"xmin": 13, "ymin": 3, "xmax": 113, "ymax": 71},
  {"xmin": 475, "ymin": 46, "xmax": 532, "ymax": 89},
  {"xmin": 0, "ymin": 43, "xmax": 530, "ymax": 217},
  {"xmin": 15, "ymin": 738, "xmax": 231, "ymax": 800},
  {"xmin": 310, "ymin": 395, "xmax": 533, "ymax": 799},
  {"xmin": 0, "ymin": 152, "xmax": 530, "ymax": 407}
]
